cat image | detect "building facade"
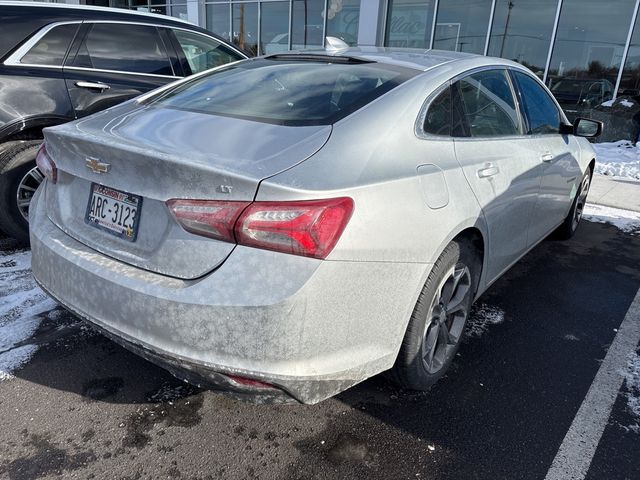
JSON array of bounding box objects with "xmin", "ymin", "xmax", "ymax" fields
[{"xmin": 30, "ymin": 0, "xmax": 640, "ymax": 118}]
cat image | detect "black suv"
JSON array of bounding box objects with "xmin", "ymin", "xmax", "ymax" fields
[{"xmin": 0, "ymin": 3, "xmax": 246, "ymax": 244}]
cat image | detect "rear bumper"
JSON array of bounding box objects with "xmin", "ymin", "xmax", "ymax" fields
[{"xmin": 30, "ymin": 185, "xmax": 428, "ymax": 404}]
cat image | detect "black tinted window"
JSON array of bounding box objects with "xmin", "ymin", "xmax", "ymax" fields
[
  {"xmin": 21, "ymin": 24, "xmax": 78, "ymax": 66},
  {"xmin": 513, "ymin": 71, "xmax": 560, "ymax": 134},
  {"xmin": 72, "ymin": 24, "xmax": 173, "ymax": 76},
  {"xmin": 152, "ymin": 58, "xmax": 417, "ymax": 126},
  {"xmin": 423, "ymin": 87, "xmax": 451, "ymax": 136},
  {"xmin": 454, "ymin": 69, "xmax": 520, "ymax": 137}
]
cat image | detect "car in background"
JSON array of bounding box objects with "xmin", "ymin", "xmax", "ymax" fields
[
  {"xmin": 30, "ymin": 48, "xmax": 601, "ymax": 404},
  {"xmin": 0, "ymin": 2, "xmax": 247, "ymax": 244},
  {"xmin": 550, "ymin": 77, "xmax": 614, "ymax": 121}
]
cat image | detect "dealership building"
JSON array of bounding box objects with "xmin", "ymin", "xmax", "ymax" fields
[{"xmin": 34, "ymin": 0, "xmax": 640, "ymax": 120}]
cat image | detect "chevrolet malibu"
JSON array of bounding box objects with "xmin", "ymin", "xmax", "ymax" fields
[{"xmin": 30, "ymin": 48, "xmax": 601, "ymax": 404}]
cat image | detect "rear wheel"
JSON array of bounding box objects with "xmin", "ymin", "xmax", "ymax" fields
[
  {"xmin": 390, "ymin": 240, "xmax": 480, "ymax": 390},
  {"xmin": 0, "ymin": 140, "xmax": 43, "ymax": 245},
  {"xmin": 555, "ymin": 168, "xmax": 592, "ymax": 240}
]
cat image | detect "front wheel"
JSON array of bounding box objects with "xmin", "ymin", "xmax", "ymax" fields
[
  {"xmin": 555, "ymin": 169, "xmax": 592, "ymax": 240},
  {"xmin": 0, "ymin": 140, "xmax": 44, "ymax": 245},
  {"xmin": 390, "ymin": 240, "xmax": 480, "ymax": 390}
]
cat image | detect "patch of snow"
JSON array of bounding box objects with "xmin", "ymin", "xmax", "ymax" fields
[
  {"xmin": 564, "ymin": 334, "xmax": 580, "ymax": 341},
  {"xmin": 593, "ymin": 141, "xmax": 640, "ymax": 180},
  {"xmin": 600, "ymin": 100, "xmax": 614, "ymax": 107},
  {"xmin": 621, "ymin": 99, "xmax": 635, "ymax": 108},
  {"xmin": 583, "ymin": 204, "xmax": 640, "ymax": 235},
  {"xmin": 620, "ymin": 351, "xmax": 640, "ymax": 433},
  {"xmin": 466, "ymin": 304, "xmax": 505, "ymax": 338},
  {"xmin": 0, "ymin": 249, "xmax": 55, "ymax": 381}
]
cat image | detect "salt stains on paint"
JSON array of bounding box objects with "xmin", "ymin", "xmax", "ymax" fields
[{"xmin": 0, "ymin": 249, "xmax": 55, "ymax": 381}]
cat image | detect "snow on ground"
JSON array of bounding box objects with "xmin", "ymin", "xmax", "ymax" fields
[
  {"xmin": 583, "ymin": 204, "xmax": 640, "ymax": 235},
  {"xmin": 466, "ymin": 304, "xmax": 505, "ymax": 338},
  {"xmin": 621, "ymin": 351, "xmax": 640, "ymax": 433},
  {"xmin": 0, "ymin": 249, "xmax": 55, "ymax": 381},
  {"xmin": 593, "ymin": 141, "xmax": 640, "ymax": 180}
]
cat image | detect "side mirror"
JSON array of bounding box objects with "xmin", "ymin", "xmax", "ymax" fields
[{"xmin": 573, "ymin": 117, "xmax": 603, "ymax": 138}]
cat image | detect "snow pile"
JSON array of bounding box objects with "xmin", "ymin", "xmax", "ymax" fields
[
  {"xmin": 583, "ymin": 204, "xmax": 640, "ymax": 234},
  {"xmin": 0, "ymin": 249, "xmax": 55, "ymax": 380},
  {"xmin": 466, "ymin": 304, "xmax": 505, "ymax": 338},
  {"xmin": 621, "ymin": 351, "xmax": 640, "ymax": 433},
  {"xmin": 592, "ymin": 141, "xmax": 640, "ymax": 180}
]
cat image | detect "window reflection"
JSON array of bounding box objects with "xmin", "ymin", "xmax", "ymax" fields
[
  {"xmin": 232, "ymin": 2, "xmax": 258, "ymax": 56},
  {"xmin": 206, "ymin": 4, "xmax": 231, "ymax": 41},
  {"xmin": 292, "ymin": 0, "xmax": 325, "ymax": 49},
  {"xmin": 385, "ymin": 0, "xmax": 436, "ymax": 48},
  {"xmin": 547, "ymin": 0, "xmax": 634, "ymax": 119},
  {"xmin": 261, "ymin": 1, "xmax": 290, "ymax": 55},
  {"xmin": 487, "ymin": 0, "xmax": 557, "ymax": 78},
  {"xmin": 433, "ymin": 0, "xmax": 492, "ymax": 54},
  {"xmin": 326, "ymin": 0, "xmax": 360, "ymax": 46},
  {"xmin": 619, "ymin": 17, "xmax": 640, "ymax": 96}
]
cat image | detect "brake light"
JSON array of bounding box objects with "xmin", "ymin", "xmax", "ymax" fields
[
  {"xmin": 166, "ymin": 197, "xmax": 354, "ymax": 259},
  {"xmin": 35, "ymin": 144, "xmax": 57, "ymax": 184},
  {"xmin": 235, "ymin": 198, "xmax": 354, "ymax": 259},
  {"xmin": 166, "ymin": 199, "xmax": 250, "ymax": 242}
]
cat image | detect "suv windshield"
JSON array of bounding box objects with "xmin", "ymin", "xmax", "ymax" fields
[{"xmin": 151, "ymin": 58, "xmax": 418, "ymax": 126}]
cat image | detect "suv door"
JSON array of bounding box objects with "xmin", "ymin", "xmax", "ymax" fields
[
  {"xmin": 63, "ymin": 22, "xmax": 180, "ymax": 118},
  {"xmin": 510, "ymin": 69, "xmax": 583, "ymax": 246},
  {"xmin": 452, "ymin": 68, "xmax": 542, "ymax": 282}
]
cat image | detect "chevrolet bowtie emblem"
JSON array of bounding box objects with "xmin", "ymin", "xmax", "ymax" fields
[{"xmin": 85, "ymin": 158, "xmax": 110, "ymax": 174}]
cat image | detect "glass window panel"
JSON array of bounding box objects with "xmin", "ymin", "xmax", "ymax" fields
[
  {"xmin": 21, "ymin": 24, "xmax": 78, "ymax": 66},
  {"xmin": 292, "ymin": 0, "xmax": 325, "ymax": 49},
  {"xmin": 385, "ymin": 0, "xmax": 436, "ymax": 48},
  {"xmin": 423, "ymin": 87, "xmax": 452, "ymax": 136},
  {"xmin": 547, "ymin": 0, "xmax": 633, "ymax": 119},
  {"xmin": 487, "ymin": 0, "xmax": 557, "ymax": 78},
  {"xmin": 72, "ymin": 23, "xmax": 173, "ymax": 76},
  {"xmin": 433, "ymin": 0, "xmax": 492, "ymax": 54},
  {"xmin": 206, "ymin": 4, "xmax": 231, "ymax": 41},
  {"xmin": 109, "ymin": 0, "xmax": 129, "ymax": 8},
  {"xmin": 261, "ymin": 1, "xmax": 290, "ymax": 55},
  {"xmin": 619, "ymin": 16, "xmax": 640, "ymax": 96},
  {"xmin": 233, "ymin": 2, "xmax": 258, "ymax": 56},
  {"xmin": 326, "ymin": 0, "xmax": 360, "ymax": 46},
  {"xmin": 512, "ymin": 70, "xmax": 560, "ymax": 134},
  {"xmin": 454, "ymin": 69, "xmax": 520, "ymax": 137},
  {"xmin": 174, "ymin": 29, "xmax": 243, "ymax": 74},
  {"xmin": 170, "ymin": 4, "xmax": 188, "ymax": 21}
]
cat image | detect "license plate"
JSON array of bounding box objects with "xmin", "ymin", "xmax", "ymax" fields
[{"xmin": 85, "ymin": 183, "xmax": 142, "ymax": 241}]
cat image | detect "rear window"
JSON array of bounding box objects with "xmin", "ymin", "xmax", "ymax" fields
[{"xmin": 151, "ymin": 58, "xmax": 418, "ymax": 126}]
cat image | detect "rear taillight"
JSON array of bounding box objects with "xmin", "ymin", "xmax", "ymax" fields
[
  {"xmin": 235, "ymin": 198, "xmax": 354, "ymax": 259},
  {"xmin": 166, "ymin": 199, "xmax": 250, "ymax": 242},
  {"xmin": 166, "ymin": 197, "xmax": 353, "ymax": 259},
  {"xmin": 35, "ymin": 144, "xmax": 57, "ymax": 184}
]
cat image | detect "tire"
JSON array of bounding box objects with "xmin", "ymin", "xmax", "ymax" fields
[
  {"xmin": 554, "ymin": 168, "xmax": 592, "ymax": 240},
  {"xmin": 390, "ymin": 240, "xmax": 481, "ymax": 390},
  {"xmin": 0, "ymin": 140, "xmax": 43, "ymax": 245}
]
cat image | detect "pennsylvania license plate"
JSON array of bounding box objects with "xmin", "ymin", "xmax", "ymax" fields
[{"xmin": 85, "ymin": 183, "xmax": 142, "ymax": 241}]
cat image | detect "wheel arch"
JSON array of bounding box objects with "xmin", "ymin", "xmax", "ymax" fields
[{"xmin": 0, "ymin": 115, "xmax": 72, "ymax": 144}]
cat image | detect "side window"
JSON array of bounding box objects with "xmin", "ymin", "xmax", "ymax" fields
[
  {"xmin": 173, "ymin": 30, "xmax": 243, "ymax": 75},
  {"xmin": 423, "ymin": 86, "xmax": 452, "ymax": 136},
  {"xmin": 71, "ymin": 24, "xmax": 173, "ymax": 76},
  {"xmin": 453, "ymin": 69, "xmax": 521, "ymax": 138},
  {"xmin": 512, "ymin": 70, "xmax": 561, "ymax": 135},
  {"xmin": 20, "ymin": 24, "xmax": 79, "ymax": 66}
]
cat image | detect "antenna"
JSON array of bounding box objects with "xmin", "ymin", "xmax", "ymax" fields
[{"xmin": 325, "ymin": 36, "xmax": 349, "ymax": 53}]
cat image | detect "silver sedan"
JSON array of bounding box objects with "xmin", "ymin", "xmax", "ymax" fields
[{"xmin": 30, "ymin": 48, "xmax": 600, "ymax": 404}]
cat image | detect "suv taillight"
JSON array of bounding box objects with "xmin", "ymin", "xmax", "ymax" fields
[
  {"xmin": 167, "ymin": 197, "xmax": 354, "ymax": 259},
  {"xmin": 35, "ymin": 144, "xmax": 57, "ymax": 184}
]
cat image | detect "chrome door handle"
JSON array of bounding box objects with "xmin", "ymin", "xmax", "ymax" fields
[
  {"xmin": 477, "ymin": 165, "xmax": 499, "ymax": 178},
  {"xmin": 75, "ymin": 81, "xmax": 111, "ymax": 91},
  {"xmin": 541, "ymin": 153, "xmax": 555, "ymax": 162}
]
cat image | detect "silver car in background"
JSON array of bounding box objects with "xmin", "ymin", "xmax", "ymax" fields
[{"xmin": 30, "ymin": 48, "xmax": 601, "ymax": 404}]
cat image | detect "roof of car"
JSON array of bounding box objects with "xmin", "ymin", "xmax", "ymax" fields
[
  {"xmin": 0, "ymin": 1, "xmax": 195, "ymax": 26},
  {"xmin": 283, "ymin": 47, "xmax": 518, "ymax": 72}
]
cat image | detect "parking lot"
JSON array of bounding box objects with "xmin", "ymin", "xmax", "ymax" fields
[{"xmin": 0, "ymin": 208, "xmax": 638, "ymax": 480}]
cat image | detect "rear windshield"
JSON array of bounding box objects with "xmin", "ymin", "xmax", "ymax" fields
[{"xmin": 150, "ymin": 58, "xmax": 418, "ymax": 126}]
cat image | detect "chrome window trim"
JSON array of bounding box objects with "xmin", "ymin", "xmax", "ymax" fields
[
  {"xmin": 3, "ymin": 19, "xmax": 247, "ymax": 71},
  {"xmin": 3, "ymin": 21, "xmax": 81, "ymax": 67},
  {"xmin": 64, "ymin": 65, "xmax": 180, "ymax": 79}
]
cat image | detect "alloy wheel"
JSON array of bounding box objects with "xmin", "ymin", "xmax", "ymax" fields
[
  {"xmin": 572, "ymin": 174, "xmax": 591, "ymax": 231},
  {"xmin": 421, "ymin": 263, "xmax": 471, "ymax": 374},
  {"xmin": 16, "ymin": 166, "xmax": 43, "ymax": 221}
]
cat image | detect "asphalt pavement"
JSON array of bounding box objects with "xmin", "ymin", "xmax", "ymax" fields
[{"xmin": 0, "ymin": 217, "xmax": 639, "ymax": 480}]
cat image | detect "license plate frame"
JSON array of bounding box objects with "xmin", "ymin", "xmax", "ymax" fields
[{"xmin": 84, "ymin": 183, "xmax": 142, "ymax": 242}]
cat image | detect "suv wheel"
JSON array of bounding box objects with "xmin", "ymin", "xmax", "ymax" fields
[{"xmin": 0, "ymin": 140, "xmax": 44, "ymax": 245}]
